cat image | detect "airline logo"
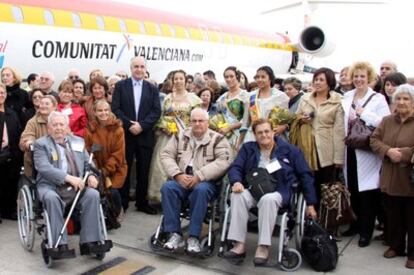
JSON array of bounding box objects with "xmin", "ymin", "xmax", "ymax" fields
[
  {"xmin": 31, "ymin": 34, "xmax": 204, "ymax": 63},
  {"xmin": 0, "ymin": 40, "xmax": 7, "ymax": 68}
]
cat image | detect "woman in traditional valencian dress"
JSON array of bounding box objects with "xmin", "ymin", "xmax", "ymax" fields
[
  {"xmin": 239, "ymin": 66, "xmax": 290, "ymax": 144},
  {"xmin": 148, "ymin": 70, "xmax": 201, "ymax": 202},
  {"xmin": 214, "ymin": 66, "xmax": 249, "ymax": 151}
]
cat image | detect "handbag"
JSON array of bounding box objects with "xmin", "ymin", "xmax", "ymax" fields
[
  {"xmin": 245, "ymin": 168, "xmax": 276, "ymax": 201},
  {"xmin": 344, "ymin": 93, "xmax": 376, "ymax": 150},
  {"xmin": 319, "ymin": 170, "xmax": 356, "ymax": 230},
  {"xmin": 301, "ymin": 218, "xmax": 338, "ymax": 272}
]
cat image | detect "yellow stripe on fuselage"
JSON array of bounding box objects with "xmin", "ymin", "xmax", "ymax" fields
[{"xmin": 0, "ymin": 3, "xmax": 293, "ymax": 51}]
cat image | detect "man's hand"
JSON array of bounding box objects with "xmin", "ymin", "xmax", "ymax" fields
[
  {"xmin": 174, "ymin": 173, "xmax": 193, "ymax": 189},
  {"xmin": 25, "ymin": 140, "xmax": 33, "ymax": 151},
  {"xmin": 273, "ymin": 124, "xmax": 288, "ymax": 136},
  {"xmin": 219, "ymin": 126, "xmax": 231, "ymax": 136},
  {"xmin": 129, "ymin": 121, "xmax": 143, "ymax": 135},
  {"xmin": 387, "ymin": 148, "xmax": 403, "ymax": 163},
  {"xmin": 187, "ymin": 175, "xmax": 201, "ymax": 189},
  {"xmin": 232, "ymin": 182, "xmax": 244, "ymax": 193},
  {"xmin": 87, "ymin": 175, "xmax": 99, "ymax": 189},
  {"xmin": 306, "ymin": 205, "xmax": 317, "ymax": 220},
  {"xmin": 65, "ymin": 175, "xmax": 84, "ymax": 191},
  {"xmin": 356, "ymin": 107, "xmax": 364, "ymax": 116}
]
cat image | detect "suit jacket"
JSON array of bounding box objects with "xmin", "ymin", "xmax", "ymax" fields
[
  {"xmin": 33, "ymin": 134, "xmax": 89, "ymax": 188},
  {"xmin": 111, "ymin": 78, "xmax": 161, "ymax": 147}
]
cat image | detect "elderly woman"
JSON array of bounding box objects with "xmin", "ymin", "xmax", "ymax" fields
[
  {"xmin": 295, "ymin": 67, "xmax": 345, "ymax": 205},
  {"xmin": 85, "ymin": 100, "xmax": 127, "ymax": 221},
  {"xmin": 341, "ymin": 61, "xmax": 390, "ymax": 247},
  {"xmin": 20, "ymin": 95, "xmax": 57, "ymax": 178},
  {"xmin": 370, "ymin": 84, "xmax": 414, "ymax": 269},
  {"xmin": 0, "ymin": 83, "xmax": 22, "ymax": 221},
  {"xmin": 283, "ymin": 77, "xmax": 303, "ymax": 114},
  {"xmin": 57, "ymin": 80, "xmax": 88, "ymax": 137},
  {"xmin": 224, "ymin": 119, "xmax": 317, "ymax": 265}
]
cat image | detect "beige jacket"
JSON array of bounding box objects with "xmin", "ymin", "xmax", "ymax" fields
[
  {"xmin": 160, "ymin": 128, "xmax": 232, "ymax": 183},
  {"xmin": 296, "ymin": 91, "xmax": 345, "ymax": 167},
  {"xmin": 19, "ymin": 113, "xmax": 49, "ymax": 178}
]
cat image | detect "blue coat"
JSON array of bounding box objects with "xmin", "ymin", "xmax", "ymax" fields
[{"xmin": 228, "ymin": 137, "xmax": 317, "ymax": 207}]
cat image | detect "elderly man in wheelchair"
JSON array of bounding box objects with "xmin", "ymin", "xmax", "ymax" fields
[
  {"xmin": 223, "ymin": 118, "xmax": 317, "ymax": 266},
  {"xmin": 32, "ymin": 111, "xmax": 112, "ymax": 260},
  {"xmin": 159, "ymin": 108, "xmax": 232, "ymax": 255}
]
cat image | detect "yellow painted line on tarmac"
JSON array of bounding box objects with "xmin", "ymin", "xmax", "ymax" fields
[{"xmin": 99, "ymin": 260, "xmax": 154, "ymax": 275}]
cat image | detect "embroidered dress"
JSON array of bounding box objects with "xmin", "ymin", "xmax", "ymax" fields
[
  {"xmin": 215, "ymin": 89, "xmax": 249, "ymax": 149},
  {"xmin": 242, "ymin": 88, "xmax": 289, "ymax": 143},
  {"xmin": 148, "ymin": 92, "xmax": 201, "ymax": 202}
]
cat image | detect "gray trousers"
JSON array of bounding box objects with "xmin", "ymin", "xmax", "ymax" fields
[
  {"xmin": 37, "ymin": 184, "xmax": 103, "ymax": 246},
  {"xmin": 227, "ymin": 190, "xmax": 282, "ymax": 246}
]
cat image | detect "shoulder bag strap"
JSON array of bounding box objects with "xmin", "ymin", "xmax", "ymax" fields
[{"xmin": 362, "ymin": 93, "xmax": 376, "ymax": 108}]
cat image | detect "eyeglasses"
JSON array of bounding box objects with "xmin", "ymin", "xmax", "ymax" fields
[
  {"xmin": 116, "ymin": 74, "xmax": 127, "ymax": 78},
  {"xmin": 69, "ymin": 75, "xmax": 79, "ymax": 80}
]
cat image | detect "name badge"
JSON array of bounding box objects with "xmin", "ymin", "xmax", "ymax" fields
[
  {"xmin": 71, "ymin": 140, "xmax": 84, "ymax": 152},
  {"xmin": 266, "ymin": 159, "xmax": 281, "ymax": 174},
  {"xmin": 51, "ymin": 150, "xmax": 58, "ymax": 161},
  {"xmin": 61, "ymin": 108, "xmax": 73, "ymax": 116}
]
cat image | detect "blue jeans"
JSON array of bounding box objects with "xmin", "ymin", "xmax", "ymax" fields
[{"xmin": 161, "ymin": 180, "xmax": 218, "ymax": 238}]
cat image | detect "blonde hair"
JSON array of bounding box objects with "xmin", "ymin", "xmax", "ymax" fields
[
  {"xmin": 1, "ymin": 66, "xmax": 22, "ymax": 85},
  {"xmin": 348, "ymin": 61, "xmax": 376, "ymax": 83}
]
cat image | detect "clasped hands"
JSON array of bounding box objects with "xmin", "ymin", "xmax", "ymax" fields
[
  {"xmin": 65, "ymin": 174, "xmax": 99, "ymax": 191},
  {"xmin": 175, "ymin": 173, "xmax": 200, "ymax": 189},
  {"xmin": 129, "ymin": 121, "xmax": 143, "ymax": 135}
]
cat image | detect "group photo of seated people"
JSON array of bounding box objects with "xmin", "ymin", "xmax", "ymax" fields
[{"xmin": 1, "ymin": 57, "xmax": 414, "ymax": 270}]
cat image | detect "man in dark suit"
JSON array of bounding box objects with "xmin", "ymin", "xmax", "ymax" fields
[{"xmin": 111, "ymin": 57, "xmax": 161, "ymax": 214}]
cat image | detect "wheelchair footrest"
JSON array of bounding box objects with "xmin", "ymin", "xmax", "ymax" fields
[
  {"xmin": 47, "ymin": 248, "xmax": 76, "ymax": 260},
  {"xmin": 80, "ymin": 240, "xmax": 113, "ymax": 255}
]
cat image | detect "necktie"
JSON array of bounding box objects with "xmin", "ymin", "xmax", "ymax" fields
[{"xmin": 60, "ymin": 143, "xmax": 79, "ymax": 177}]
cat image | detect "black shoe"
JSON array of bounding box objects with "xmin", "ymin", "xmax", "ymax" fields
[
  {"xmin": 223, "ymin": 250, "xmax": 245, "ymax": 265},
  {"xmin": 342, "ymin": 228, "xmax": 357, "ymax": 237},
  {"xmin": 3, "ymin": 212, "xmax": 17, "ymax": 221},
  {"xmin": 358, "ymin": 237, "xmax": 370, "ymax": 247},
  {"xmin": 253, "ymin": 257, "xmax": 269, "ymax": 266},
  {"xmin": 136, "ymin": 204, "xmax": 158, "ymax": 215},
  {"xmin": 374, "ymin": 233, "xmax": 385, "ymax": 241},
  {"xmin": 80, "ymin": 241, "xmax": 112, "ymax": 255},
  {"xmin": 58, "ymin": 244, "xmax": 70, "ymax": 252}
]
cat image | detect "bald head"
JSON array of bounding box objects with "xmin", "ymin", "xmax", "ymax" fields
[{"xmin": 380, "ymin": 60, "xmax": 397, "ymax": 80}]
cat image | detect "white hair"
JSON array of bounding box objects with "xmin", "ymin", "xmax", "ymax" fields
[
  {"xmin": 107, "ymin": 75, "xmax": 121, "ymax": 83},
  {"xmin": 190, "ymin": 107, "xmax": 209, "ymax": 120},
  {"xmin": 393, "ymin": 84, "xmax": 414, "ymax": 102},
  {"xmin": 41, "ymin": 71, "xmax": 55, "ymax": 82},
  {"xmin": 48, "ymin": 111, "xmax": 69, "ymax": 126}
]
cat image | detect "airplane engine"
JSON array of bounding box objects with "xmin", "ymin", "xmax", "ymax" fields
[{"xmin": 298, "ymin": 26, "xmax": 335, "ymax": 57}]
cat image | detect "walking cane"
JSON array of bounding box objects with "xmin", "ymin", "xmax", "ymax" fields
[{"xmin": 54, "ymin": 144, "xmax": 102, "ymax": 248}]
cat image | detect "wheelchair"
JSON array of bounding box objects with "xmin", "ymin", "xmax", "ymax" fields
[
  {"xmin": 148, "ymin": 178, "xmax": 228, "ymax": 257},
  {"xmin": 17, "ymin": 168, "xmax": 112, "ymax": 268},
  {"xmin": 217, "ymin": 183, "xmax": 307, "ymax": 272}
]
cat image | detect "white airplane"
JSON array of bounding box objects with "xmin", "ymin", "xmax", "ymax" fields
[{"xmin": 0, "ymin": 0, "xmax": 333, "ymax": 83}]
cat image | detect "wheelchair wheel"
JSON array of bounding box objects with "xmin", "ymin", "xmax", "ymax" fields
[
  {"xmin": 280, "ymin": 248, "xmax": 302, "ymax": 272},
  {"xmin": 41, "ymin": 240, "xmax": 53, "ymax": 268},
  {"xmin": 148, "ymin": 232, "xmax": 168, "ymax": 252},
  {"xmin": 295, "ymin": 194, "xmax": 306, "ymax": 250},
  {"xmin": 17, "ymin": 185, "xmax": 35, "ymax": 251},
  {"xmin": 200, "ymin": 234, "xmax": 215, "ymax": 257}
]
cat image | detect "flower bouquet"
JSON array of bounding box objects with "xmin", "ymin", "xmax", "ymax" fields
[
  {"xmin": 156, "ymin": 116, "xmax": 179, "ymax": 135},
  {"xmin": 209, "ymin": 113, "xmax": 232, "ymax": 138},
  {"xmin": 268, "ymin": 107, "xmax": 296, "ymax": 129}
]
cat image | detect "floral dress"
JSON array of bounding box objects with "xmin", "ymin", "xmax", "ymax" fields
[
  {"xmin": 148, "ymin": 92, "xmax": 201, "ymax": 202},
  {"xmin": 215, "ymin": 89, "xmax": 249, "ymax": 150}
]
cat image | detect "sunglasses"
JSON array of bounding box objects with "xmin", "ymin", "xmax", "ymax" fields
[{"xmin": 69, "ymin": 75, "xmax": 79, "ymax": 80}]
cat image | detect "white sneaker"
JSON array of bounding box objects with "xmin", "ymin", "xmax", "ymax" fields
[
  {"xmin": 186, "ymin": 237, "xmax": 201, "ymax": 254},
  {"xmin": 164, "ymin": 233, "xmax": 184, "ymax": 251}
]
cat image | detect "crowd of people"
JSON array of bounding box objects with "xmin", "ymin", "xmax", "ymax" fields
[{"xmin": 0, "ymin": 57, "xmax": 413, "ymax": 269}]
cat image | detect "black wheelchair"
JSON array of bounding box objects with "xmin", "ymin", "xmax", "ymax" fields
[{"xmin": 217, "ymin": 182, "xmax": 307, "ymax": 271}]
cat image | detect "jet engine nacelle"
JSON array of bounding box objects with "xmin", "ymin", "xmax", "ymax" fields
[{"xmin": 298, "ymin": 26, "xmax": 335, "ymax": 57}]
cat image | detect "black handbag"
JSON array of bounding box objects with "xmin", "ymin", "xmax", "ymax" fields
[
  {"xmin": 0, "ymin": 112, "xmax": 11, "ymax": 165},
  {"xmin": 344, "ymin": 93, "xmax": 376, "ymax": 150},
  {"xmin": 301, "ymin": 218, "xmax": 338, "ymax": 272},
  {"xmin": 245, "ymin": 168, "xmax": 276, "ymax": 201}
]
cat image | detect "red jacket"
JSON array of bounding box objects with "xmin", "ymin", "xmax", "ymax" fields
[{"xmin": 57, "ymin": 103, "xmax": 88, "ymax": 137}]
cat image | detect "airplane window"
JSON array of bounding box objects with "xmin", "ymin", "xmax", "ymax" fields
[
  {"xmin": 11, "ymin": 6, "xmax": 23, "ymax": 23},
  {"xmin": 44, "ymin": 10, "xmax": 54, "ymax": 25},
  {"xmin": 155, "ymin": 24, "xmax": 162, "ymax": 35},
  {"xmin": 184, "ymin": 28, "xmax": 190, "ymax": 39},
  {"xmin": 96, "ymin": 16, "xmax": 105, "ymax": 30},
  {"xmin": 119, "ymin": 19, "xmax": 127, "ymax": 32},
  {"xmin": 72, "ymin": 13, "xmax": 81, "ymax": 28},
  {"xmin": 138, "ymin": 22, "xmax": 146, "ymax": 34},
  {"xmin": 169, "ymin": 25, "xmax": 176, "ymax": 37}
]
